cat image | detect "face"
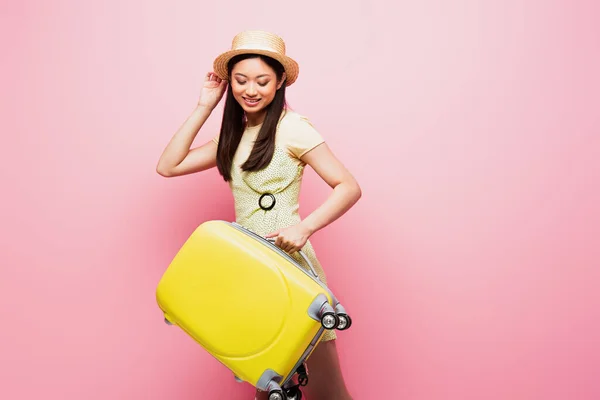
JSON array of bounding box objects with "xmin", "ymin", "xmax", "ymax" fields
[{"xmin": 230, "ymin": 57, "xmax": 285, "ymax": 116}]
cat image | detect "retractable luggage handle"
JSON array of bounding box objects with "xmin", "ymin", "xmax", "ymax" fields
[{"xmin": 265, "ymin": 238, "xmax": 320, "ymax": 280}]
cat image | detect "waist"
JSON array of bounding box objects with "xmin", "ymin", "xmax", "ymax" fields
[
  {"xmin": 235, "ymin": 207, "xmax": 302, "ymax": 236},
  {"xmin": 234, "ymin": 191, "xmax": 299, "ymax": 216}
]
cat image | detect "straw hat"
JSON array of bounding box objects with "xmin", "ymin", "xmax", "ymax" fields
[{"xmin": 213, "ymin": 30, "xmax": 299, "ymax": 86}]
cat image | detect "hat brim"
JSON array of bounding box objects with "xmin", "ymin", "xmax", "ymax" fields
[{"xmin": 213, "ymin": 49, "xmax": 299, "ymax": 86}]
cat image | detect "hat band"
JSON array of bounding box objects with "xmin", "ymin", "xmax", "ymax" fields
[{"xmin": 233, "ymin": 43, "xmax": 285, "ymax": 55}]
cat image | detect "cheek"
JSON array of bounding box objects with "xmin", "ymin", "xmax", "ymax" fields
[
  {"xmin": 260, "ymin": 85, "xmax": 278, "ymax": 99},
  {"xmin": 231, "ymin": 85, "xmax": 244, "ymax": 97}
]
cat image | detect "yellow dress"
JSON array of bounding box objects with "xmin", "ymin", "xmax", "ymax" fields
[{"xmin": 213, "ymin": 109, "xmax": 337, "ymax": 342}]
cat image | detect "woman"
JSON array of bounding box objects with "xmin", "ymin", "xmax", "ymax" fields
[{"xmin": 156, "ymin": 30, "xmax": 361, "ymax": 400}]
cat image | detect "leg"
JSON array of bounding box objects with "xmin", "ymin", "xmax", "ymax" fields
[
  {"xmin": 302, "ymin": 339, "xmax": 353, "ymax": 400},
  {"xmin": 254, "ymin": 340, "xmax": 351, "ymax": 400}
]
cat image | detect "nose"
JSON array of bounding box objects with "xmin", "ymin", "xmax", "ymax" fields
[{"xmin": 245, "ymin": 82, "xmax": 258, "ymax": 97}]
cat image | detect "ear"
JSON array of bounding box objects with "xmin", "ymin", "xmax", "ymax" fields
[{"xmin": 277, "ymin": 72, "xmax": 287, "ymax": 89}]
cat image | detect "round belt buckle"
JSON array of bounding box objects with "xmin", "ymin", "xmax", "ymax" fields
[{"xmin": 259, "ymin": 193, "xmax": 276, "ymax": 211}]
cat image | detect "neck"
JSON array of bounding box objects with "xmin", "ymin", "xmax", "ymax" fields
[{"xmin": 245, "ymin": 110, "xmax": 267, "ymax": 128}]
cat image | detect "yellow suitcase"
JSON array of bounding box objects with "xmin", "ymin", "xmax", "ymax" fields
[{"xmin": 155, "ymin": 220, "xmax": 352, "ymax": 400}]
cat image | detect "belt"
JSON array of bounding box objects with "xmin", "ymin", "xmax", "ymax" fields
[{"xmin": 258, "ymin": 192, "xmax": 276, "ymax": 211}]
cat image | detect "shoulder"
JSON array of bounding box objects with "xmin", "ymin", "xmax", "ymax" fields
[
  {"xmin": 277, "ymin": 110, "xmax": 325, "ymax": 159},
  {"xmin": 278, "ymin": 110, "xmax": 319, "ymax": 132}
]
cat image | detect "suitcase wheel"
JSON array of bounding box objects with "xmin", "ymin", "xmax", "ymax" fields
[
  {"xmin": 321, "ymin": 312, "xmax": 339, "ymax": 330},
  {"xmin": 336, "ymin": 313, "xmax": 352, "ymax": 330},
  {"xmin": 164, "ymin": 317, "xmax": 173, "ymax": 326},
  {"xmin": 269, "ymin": 389, "xmax": 303, "ymax": 400},
  {"xmin": 268, "ymin": 389, "xmax": 285, "ymax": 400},
  {"xmin": 298, "ymin": 373, "xmax": 308, "ymax": 386},
  {"xmin": 285, "ymin": 386, "xmax": 303, "ymax": 400},
  {"xmin": 296, "ymin": 363, "xmax": 309, "ymax": 386},
  {"xmin": 333, "ymin": 303, "xmax": 352, "ymax": 331},
  {"xmin": 317, "ymin": 300, "xmax": 352, "ymax": 331}
]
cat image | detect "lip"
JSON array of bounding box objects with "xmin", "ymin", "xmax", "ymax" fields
[{"xmin": 243, "ymin": 97, "xmax": 261, "ymax": 107}]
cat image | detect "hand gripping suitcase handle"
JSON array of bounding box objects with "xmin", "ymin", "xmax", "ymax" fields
[{"xmin": 266, "ymin": 238, "xmax": 320, "ymax": 280}]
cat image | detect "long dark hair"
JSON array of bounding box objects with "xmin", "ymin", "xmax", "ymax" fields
[{"xmin": 216, "ymin": 54, "xmax": 287, "ymax": 181}]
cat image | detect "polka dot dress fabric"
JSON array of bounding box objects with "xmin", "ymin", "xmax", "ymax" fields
[{"xmin": 214, "ymin": 111, "xmax": 337, "ymax": 342}]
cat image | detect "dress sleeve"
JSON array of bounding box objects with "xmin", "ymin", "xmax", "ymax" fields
[{"xmin": 285, "ymin": 115, "xmax": 325, "ymax": 159}]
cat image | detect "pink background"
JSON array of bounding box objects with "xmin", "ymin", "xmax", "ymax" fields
[{"xmin": 2, "ymin": 0, "xmax": 599, "ymax": 399}]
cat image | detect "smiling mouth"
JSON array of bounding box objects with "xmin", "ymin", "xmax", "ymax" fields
[{"xmin": 243, "ymin": 97, "xmax": 261, "ymax": 106}]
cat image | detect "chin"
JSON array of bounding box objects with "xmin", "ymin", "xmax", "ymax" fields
[
  {"xmin": 240, "ymin": 105, "xmax": 267, "ymax": 116},
  {"xmin": 241, "ymin": 104, "xmax": 265, "ymax": 114}
]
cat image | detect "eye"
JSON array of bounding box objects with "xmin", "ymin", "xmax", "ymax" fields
[
  {"xmin": 258, "ymin": 81, "xmax": 270, "ymax": 87},
  {"xmin": 236, "ymin": 80, "xmax": 247, "ymax": 85}
]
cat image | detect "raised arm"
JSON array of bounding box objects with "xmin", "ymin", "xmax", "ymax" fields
[{"xmin": 156, "ymin": 72, "xmax": 227, "ymax": 177}]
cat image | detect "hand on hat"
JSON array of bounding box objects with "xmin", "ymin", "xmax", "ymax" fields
[{"xmin": 197, "ymin": 72, "xmax": 227, "ymax": 110}]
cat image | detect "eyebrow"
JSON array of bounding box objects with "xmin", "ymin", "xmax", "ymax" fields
[{"xmin": 234, "ymin": 73, "xmax": 271, "ymax": 79}]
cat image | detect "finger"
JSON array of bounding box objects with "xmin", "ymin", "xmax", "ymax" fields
[{"xmin": 280, "ymin": 240, "xmax": 290, "ymax": 252}]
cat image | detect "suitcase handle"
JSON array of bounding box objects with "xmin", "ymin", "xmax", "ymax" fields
[
  {"xmin": 266, "ymin": 238, "xmax": 320, "ymax": 280},
  {"xmin": 297, "ymin": 250, "xmax": 320, "ymax": 280}
]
